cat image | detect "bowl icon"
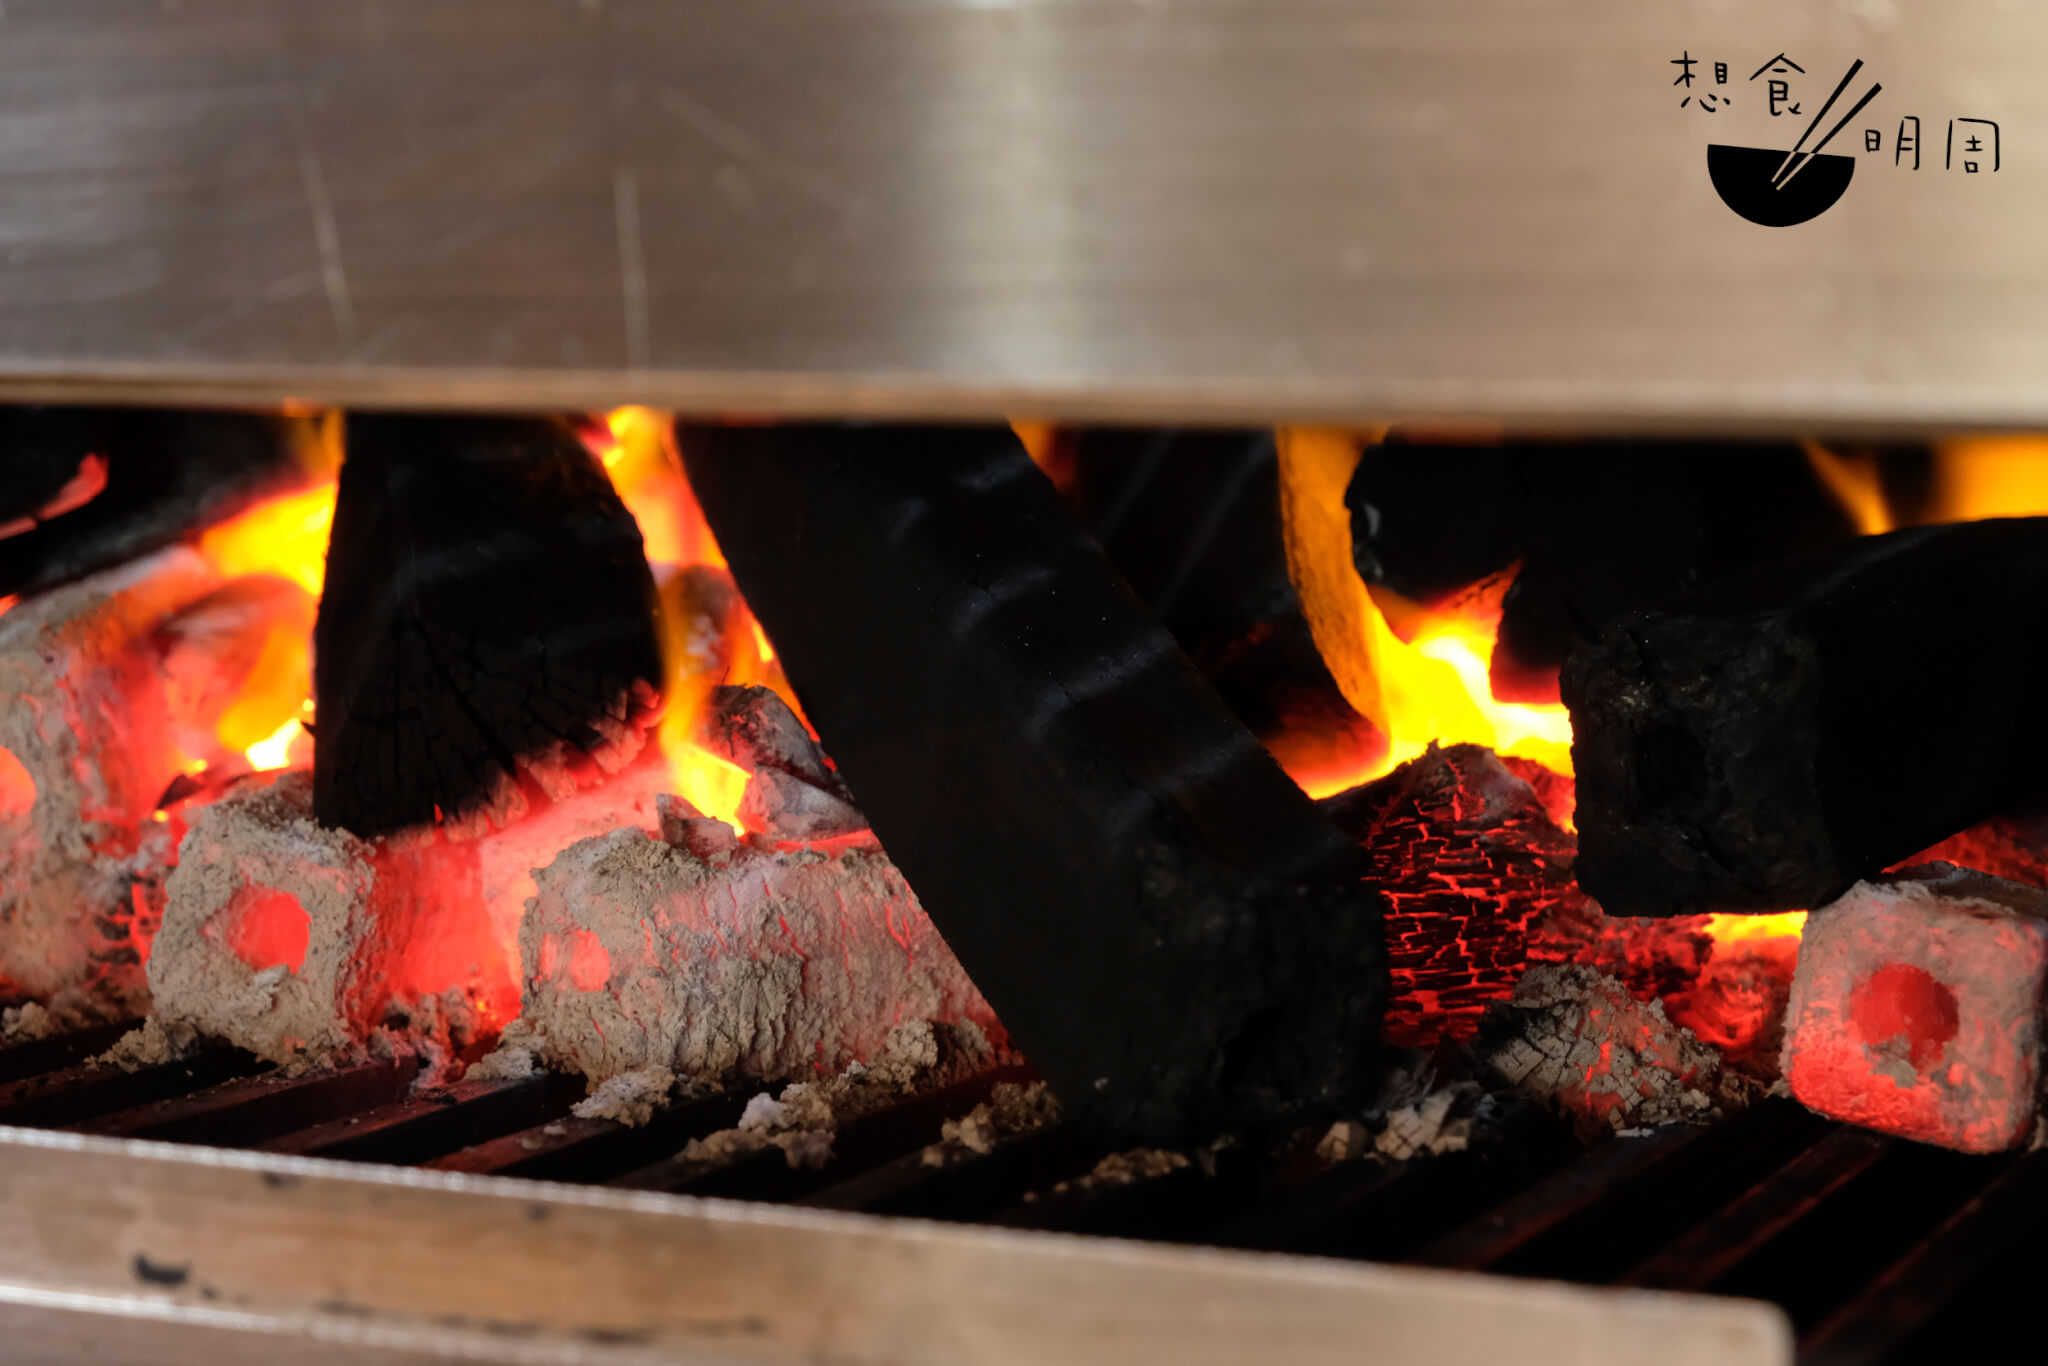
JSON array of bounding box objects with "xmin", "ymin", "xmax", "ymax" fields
[{"xmin": 1707, "ymin": 143, "xmax": 1855, "ymax": 227}]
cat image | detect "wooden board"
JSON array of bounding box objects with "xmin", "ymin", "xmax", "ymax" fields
[
  {"xmin": 0, "ymin": 1124, "xmax": 1790, "ymax": 1366},
  {"xmin": 0, "ymin": 0, "xmax": 2042, "ymax": 432}
]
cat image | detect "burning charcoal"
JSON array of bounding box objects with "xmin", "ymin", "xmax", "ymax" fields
[
  {"xmin": 1528, "ymin": 900, "xmax": 1803, "ymax": 1076},
  {"xmin": 1481, "ymin": 964, "xmax": 1724, "ymax": 1138},
  {"xmin": 1348, "ymin": 436, "xmax": 1863, "ymax": 697},
  {"xmin": 152, "ymin": 773, "xmax": 513, "ymax": 1068},
  {"xmin": 0, "ymin": 546, "xmax": 222, "ymax": 1013},
  {"xmin": 1781, "ymin": 864, "xmax": 2048, "ymax": 1153},
  {"xmin": 679, "ymin": 423, "xmax": 1384, "ymax": 1144},
  {"xmin": 1565, "ymin": 517, "xmax": 2048, "ymax": 915},
  {"xmin": 701, "ymin": 685, "xmax": 865, "ymax": 840},
  {"xmin": 0, "ymin": 407, "xmax": 323, "ymax": 600},
  {"xmin": 314, "ymin": 414, "xmax": 663, "ymax": 839},
  {"xmin": 1319, "ymin": 744, "xmax": 1578, "ymax": 1046},
  {"xmin": 1910, "ymin": 808, "xmax": 2048, "ymax": 889},
  {"xmin": 514, "ymin": 823, "xmax": 1001, "ymax": 1089},
  {"xmin": 154, "ymin": 575, "xmax": 318, "ymax": 771}
]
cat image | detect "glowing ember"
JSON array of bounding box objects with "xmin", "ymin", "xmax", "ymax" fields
[
  {"xmin": 0, "ymin": 453, "xmax": 108, "ymax": 540},
  {"xmin": 1782, "ymin": 866, "xmax": 2048, "ymax": 1153},
  {"xmin": 1274, "ymin": 428, "xmax": 1574, "ymax": 793},
  {"xmin": 1702, "ymin": 910, "xmax": 1809, "ymax": 947}
]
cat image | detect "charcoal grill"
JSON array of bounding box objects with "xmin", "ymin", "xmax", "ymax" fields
[
  {"xmin": 0, "ymin": 1033, "xmax": 2034, "ymax": 1366},
  {"xmin": 6, "ymin": 3, "xmax": 2046, "ymax": 1363}
]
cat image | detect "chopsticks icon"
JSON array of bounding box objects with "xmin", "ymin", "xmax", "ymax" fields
[{"xmin": 1772, "ymin": 60, "xmax": 1882, "ymax": 190}]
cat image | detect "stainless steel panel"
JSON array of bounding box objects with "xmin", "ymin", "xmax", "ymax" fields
[{"xmin": 0, "ymin": 0, "xmax": 2040, "ymax": 430}]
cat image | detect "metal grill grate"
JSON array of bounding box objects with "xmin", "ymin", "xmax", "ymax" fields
[{"xmin": 2, "ymin": 1031, "xmax": 2037, "ymax": 1366}]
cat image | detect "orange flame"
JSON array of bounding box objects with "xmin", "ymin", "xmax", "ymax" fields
[
  {"xmin": 589, "ymin": 408, "xmax": 807, "ymax": 832},
  {"xmin": 1274, "ymin": 428, "xmax": 1573, "ymax": 796},
  {"xmin": 189, "ymin": 420, "xmax": 340, "ymax": 772},
  {"xmin": 1802, "ymin": 440, "xmax": 1894, "ymax": 536},
  {"xmin": 1925, "ymin": 435, "xmax": 2048, "ymax": 522},
  {"xmin": 1806, "ymin": 434, "xmax": 2048, "ymax": 534}
]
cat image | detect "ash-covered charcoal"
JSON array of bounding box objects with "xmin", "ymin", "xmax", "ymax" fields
[
  {"xmin": 145, "ymin": 773, "xmax": 509, "ymax": 1074},
  {"xmin": 923, "ymin": 1080, "xmax": 1062, "ymax": 1165},
  {"xmin": 666, "ymin": 1020, "xmax": 996, "ymax": 1168},
  {"xmin": 0, "ymin": 546, "xmax": 223, "ymax": 1017},
  {"xmin": 1526, "ymin": 899, "xmax": 1799, "ymax": 1075},
  {"xmin": 1480, "ymin": 964, "xmax": 1727, "ymax": 1138},
  {"xmin": 1320, "ymin": 744, "xmax": 1580, "ymax": 1045},
  {"xmin": 700, "ymin": 685, "xmax": 866, "ymax": 840},
  {"xmin": 513, "ymin": 823, "xmax": 1002, "ymax": 1089},
  {"xmin": 1783, "ymin": 864, "xmax": 2048, "ymax": 1154}
]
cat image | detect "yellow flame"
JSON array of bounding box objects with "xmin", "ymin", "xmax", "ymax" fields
[
  {"xmin": 599, "ymin": 407, "xmax": 724, "ymax": 570},
  {"xmin": 591, "ymin": 407, "xmax": 755, "ymax": 829},
  {"xmin": 1926, "ymin": 436, "xmax": 2048, "ymax": 522},
  {"xmin": 245, "ymin": 718, "xmax": 303, "ymax": 772},
  {"xmin": 1275, "ymin": 428, "xmax": 1574, "ymax": 792},
  {"xmin": 196, "ymin": 485, "xmax": 336, "ymax": 595},
  {"xmin": 215, "ymin": 611, "xmax": 314, "ymax": 754},
  {"xmin": 1702, "ymin": 911, "xmax": 1808, "ymax": 945},
  {"xmin": 1802, "ymin": 440, "xmax": 1893, "ymax": 536}
]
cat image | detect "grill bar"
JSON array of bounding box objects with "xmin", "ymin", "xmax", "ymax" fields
[{"xmin": 0, "ymin": 1026, "xmax": 2031, "ymax": 1366}]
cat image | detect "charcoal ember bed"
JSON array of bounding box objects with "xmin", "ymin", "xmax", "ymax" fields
[{"xmin": 11, "ymin": 409, "xmax": 2048, "ymax": 1366}]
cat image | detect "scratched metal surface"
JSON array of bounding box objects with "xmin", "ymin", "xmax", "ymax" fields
[{"xmin": 0, "ymin": 0, "xmax": 2041, "ymax": 430}]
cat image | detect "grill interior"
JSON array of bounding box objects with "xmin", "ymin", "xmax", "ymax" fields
[{"xmin": 3, "ymin": 1033, "xmax": 2038, "ymax": 1366}]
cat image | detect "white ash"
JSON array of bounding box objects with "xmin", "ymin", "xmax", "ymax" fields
[
  {"xmin": 0, "ymin": 547, "xmax": 221, "ymax": 1014},
  {"xmin": 1374, "ymin": 1083, "xmax": 1482, "ymax": 1161},
  {"xmin": 465, "ymin": 1017, "xmax": 544, "ymax": 1081},
  {"xmin": 1037, "ymin": 1148, "xmax": 1193, "ymax": 1200},
  {"xmin": 0, "ymin": 1002, "xmax": 57, "ymax": 1046},
  {"xmin": 94, "ymin": 1016, "xmax": 202, "ymax": 1070},
  {"xmin": 572, "ymin": 1066, "xmax": 680, "ymax": 1127},
  {"xmin": 1315, "ymin": 1119, "xmax": 1371, "ymax": 1164},
  {"xmin": 517, "ymin": 824, "xmax": 1001, "ymax": 1088},
  {"xmin": 922, "ymin": 1081, "xmax": 1062, "ymax": 1166},
  {"xmin": 1482, "ymin": 964, "xmax": 1725, "ymax": 1136},
  {"xmin": 1312, "ymin": 1061, "xmax": 1483, "ymax": 1165},
  {"xmin": 675, "ymin": 1020, "xmax": 981, "ymax": 1171}
]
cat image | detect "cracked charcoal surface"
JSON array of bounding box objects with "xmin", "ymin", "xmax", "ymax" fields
[
  {"xmin": 1482, "ymin": 964, "xmax": 1726, "ymax": 1138},
  {"xmin": 1320, "ymin": 744, "xmax": 1580, "ymax": 1046}
]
